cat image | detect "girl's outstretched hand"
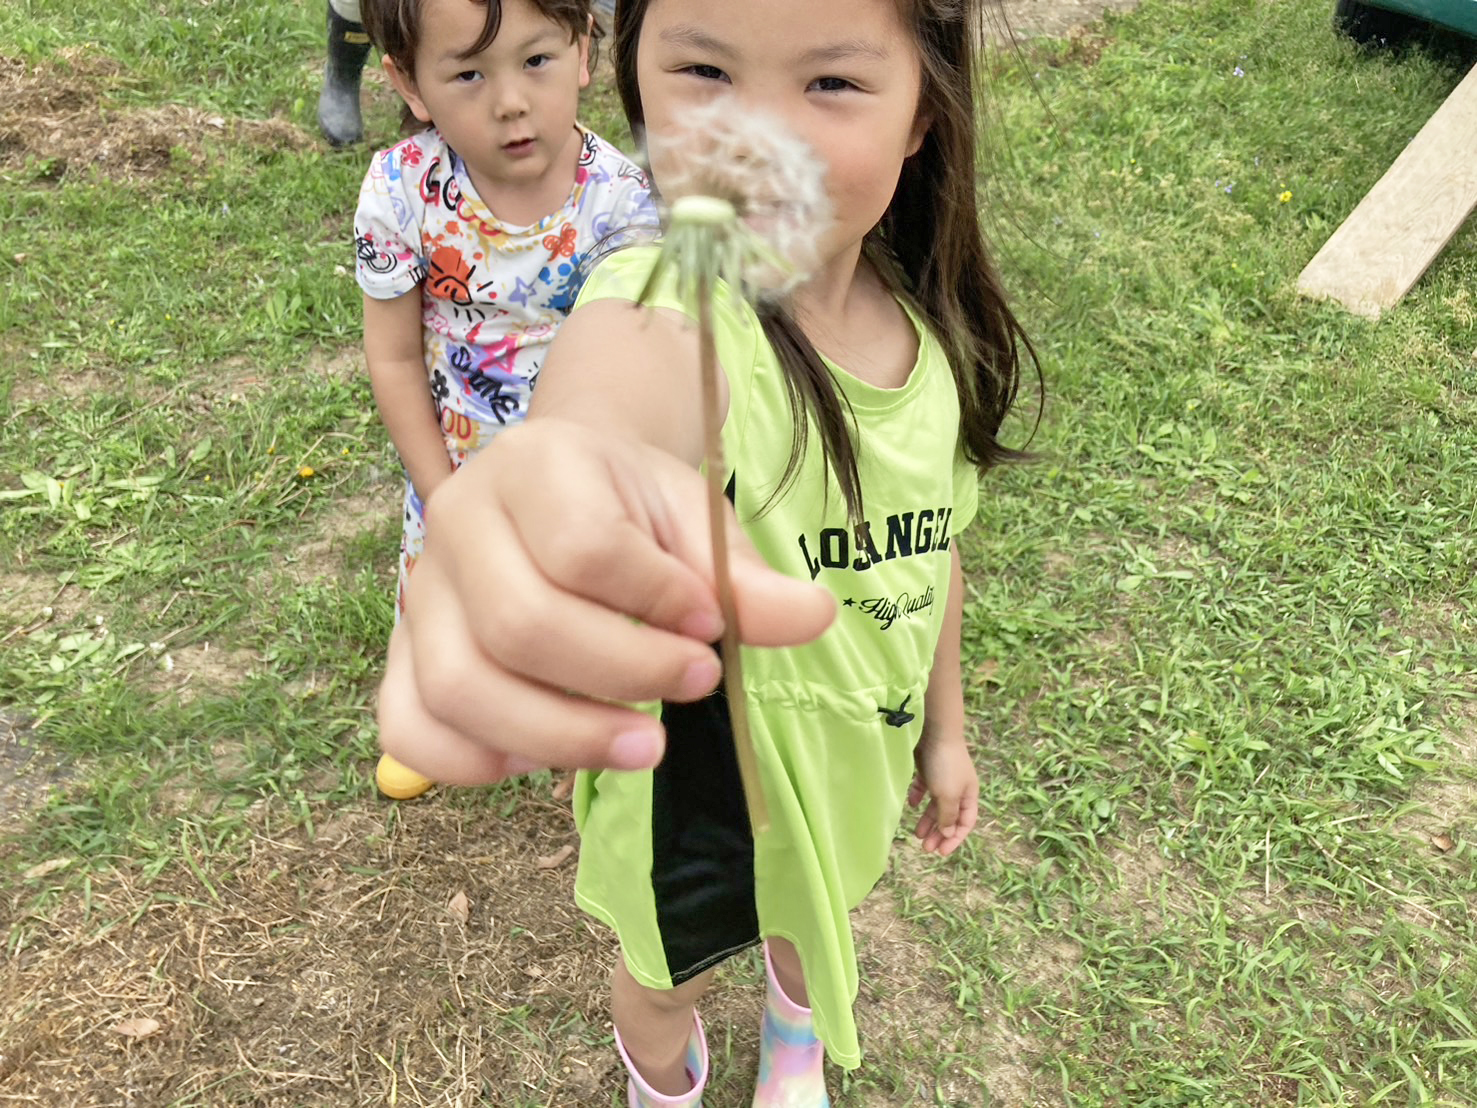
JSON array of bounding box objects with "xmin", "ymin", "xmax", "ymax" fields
[
  {"xmin": 908, "ymin": 734, "xmax": 980, "ymax": 857},
  {"xmin": 376, "ymin": 419, "xmax": 836, "ymax": 785}
]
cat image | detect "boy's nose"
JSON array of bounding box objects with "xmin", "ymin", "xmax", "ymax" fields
[{"xmin": 493, "ymin": 81, "xmax": 529, "ymax": 120}]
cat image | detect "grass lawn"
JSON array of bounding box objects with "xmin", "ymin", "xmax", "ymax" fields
[{"xmin": 2, "ymin": 0, "xmax": 1475, "ymax": 1104}]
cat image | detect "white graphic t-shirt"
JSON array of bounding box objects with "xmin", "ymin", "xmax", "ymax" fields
[{"xmin": 354, "ymin": 124, "xmax": 657, "ymax": 608}]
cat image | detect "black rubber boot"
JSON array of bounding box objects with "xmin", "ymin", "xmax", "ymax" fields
[{"xmin": 317, "ymin": 3, "xmax": 372, "ymax": 146}]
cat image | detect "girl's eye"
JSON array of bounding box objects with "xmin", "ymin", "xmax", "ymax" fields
[
  {"xmin": 809, "ymin": 76, "xmax": 855, "ymax": 93},
  {"xmin": 683, "ymin": 63, "xmax": 730, "ymax": 83}
]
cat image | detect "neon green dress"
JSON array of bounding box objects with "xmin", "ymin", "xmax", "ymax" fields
[{"xmin": 571, "ymin": 249, "xmax": 978, "ymax": 1068}]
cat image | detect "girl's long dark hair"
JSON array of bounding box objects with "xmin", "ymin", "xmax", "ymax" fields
[{"xmin": 614, "ymin": 0, "xmax": 1035, "ymax": 523}]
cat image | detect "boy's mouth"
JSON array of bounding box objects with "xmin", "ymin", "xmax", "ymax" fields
[{"xmin": 502, "ymin": 137, "xmax": 537, "ymax": 157}]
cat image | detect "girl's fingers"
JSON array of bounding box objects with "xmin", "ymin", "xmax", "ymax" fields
[
  {"xmin": 932, "ymin": 792, "xmax": 962, "ymax": 840},
  {"xmin": 423, "ymin": 497, "xmax": 726, "ymax": 706},
  {"xmin": 728, "ymin": 537, "xmax": 838, "ymax": 647},
  {"xmin": 914, "ymin": 807, "xmax": 937, "ymax": 843},
  {"xmin": 495, "ymin": 424, "xmax": 835, "ymax": 650},
  {"xmin": 381, "ymin": 422, "xmax": 837, "ymax": 782},
  {"xmin": 494, "ymin": 433, "xmax": 726, "ymax": 641},
  {"xmin": 914, "ymin": 792, "xmax": 979, "ymax": 855},
  {"xmin": 378, "ymin": 625, "xmax": 538, "ymax": 784},
  {"xmin": 932, "ymin": 792, "xmax": 978, "ymax": 856},
  {"xmin": 384, "ymin": 590, "xmax": 667, "ymax": 780}
]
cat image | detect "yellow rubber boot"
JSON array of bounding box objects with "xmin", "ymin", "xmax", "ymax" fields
[{"xmin": 376, "ymin": 753, "xmax": 434, "ymax": 799}]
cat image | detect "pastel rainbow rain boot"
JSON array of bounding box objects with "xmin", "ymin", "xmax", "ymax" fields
[
  {"xmin": 616, "ymin": 1012, "xmax": 709, "ymax": 1108},
  {"xmin": 753, "ymin": 942, "xmax": 829, "ymax": 1107}
]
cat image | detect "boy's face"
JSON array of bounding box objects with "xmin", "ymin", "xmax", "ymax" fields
[{"xmin": 385, "ymin": 0, "xmax": 591, "ymax": 221}]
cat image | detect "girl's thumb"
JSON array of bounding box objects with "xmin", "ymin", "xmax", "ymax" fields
[{"xmin": 727, "ymin": 540, "xmax": 836, "ymax": 648}]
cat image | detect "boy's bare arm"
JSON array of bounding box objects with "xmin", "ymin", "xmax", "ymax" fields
[{"xmin": 363, "ymin": 291, "xmax": 454, "ymax": 503}]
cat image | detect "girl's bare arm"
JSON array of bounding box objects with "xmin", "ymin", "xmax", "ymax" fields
[
  {"xmin": 910, "ymin": 546, "xmax": 979, "ymax": 856},
  {"xmin": 377, "ymin": 299, "xmax": 834, "ymax": 784},
  {"xmin": 527, "ymin": 298, "xmax": 717, "ymax": 466}
]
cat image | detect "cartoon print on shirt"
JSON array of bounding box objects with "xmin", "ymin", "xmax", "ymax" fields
[
  {"xmin": 543, "ymin": 223, "xmax": 578, "ymax": 260},
  {"xmin": 539, "ymin": 257, "xmax": 583, "ymax": 314},
  {"xmin": 426, "ymin": 245, "xmax": 476, "ymax": 305}
]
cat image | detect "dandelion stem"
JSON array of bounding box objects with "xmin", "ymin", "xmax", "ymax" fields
[{"xmin": 696, "ymin": 269, "xmax": 769, "ymax": 836}]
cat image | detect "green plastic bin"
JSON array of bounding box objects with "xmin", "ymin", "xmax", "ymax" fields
[{"xmin": 1335, "ymin": 0, "xmax": 1477, "ymax": 43}]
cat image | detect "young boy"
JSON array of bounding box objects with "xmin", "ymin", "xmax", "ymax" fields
[{"xmin": 353, "ymin": 0, "xmax": 656, "ymax": 798}]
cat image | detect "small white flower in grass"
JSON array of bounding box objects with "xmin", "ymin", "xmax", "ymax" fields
[{"xmin": 642, "ymin": 96, "xmax": 830, "ymax": 300}]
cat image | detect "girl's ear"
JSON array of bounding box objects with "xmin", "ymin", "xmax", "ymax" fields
[
  {"xmin": 906, "ymin": 109, "xmax": 933, "ymax": 158},
  {"xmin": 383, "ymin": 55, "xmax": 433, "ymax": 124}
]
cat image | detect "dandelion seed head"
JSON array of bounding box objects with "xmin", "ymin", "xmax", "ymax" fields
[{"xmin": 645, "ymin": 96, "xmax": 830, "ymax": 296}]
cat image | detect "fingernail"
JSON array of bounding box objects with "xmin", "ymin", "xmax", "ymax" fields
[
  {"xmin": 681, "ymin": 655, "xmax": 721, "ymax": 698},
  {"xmin": 610, "ymin": 729, "xmax": 663, "ymax": 770},
  {"xmin": 503, "ymin": 755, "xmax": 542, "ymax": 776},
  {"xmin": 679, "ymin": 608, "xmax": 723, "ymax": 642}
]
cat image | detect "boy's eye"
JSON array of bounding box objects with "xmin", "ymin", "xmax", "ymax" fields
[
  {"xmin": 809, "ymin": 76, "xmax": 854, "ymax": 93},
  {"xmin": 682, "ymin": 63, "xmax": 730, "ymax": 83},
  {"xmin": 526, "ymin": 53, "xmax": 551, "ymax": 69},
  {"xmin": 454, "ymin": 70, "xmax": 481, "ymax": 83}
]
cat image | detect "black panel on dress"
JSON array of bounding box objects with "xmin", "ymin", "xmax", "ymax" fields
[
  {"xmin": 649, "ymin": 471, "xmax": 759, "ymax": 983},
  {"xmin": 651, "ymin": 678, "xmax": 759, "ymax": 983}
]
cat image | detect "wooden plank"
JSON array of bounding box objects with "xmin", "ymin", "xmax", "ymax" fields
[{"xmin": 1297, "ymin": 61, "xmax": 1477, "ymax": 320}]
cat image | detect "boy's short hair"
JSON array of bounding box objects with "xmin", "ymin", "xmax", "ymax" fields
[
  {"xmin": 361, "ymin": 0, "xmax": 598, "ymax": 134},
  {"xmin": 362, "ymin": 0, "xmax": 596, "ymax": 78}
]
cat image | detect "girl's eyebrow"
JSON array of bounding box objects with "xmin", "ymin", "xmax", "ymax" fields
[
  {"xmin": 657, "ymin": 24, "xmax": 888, "ymax": 66},
  {"xmin": 797, "ymin": 39, "xmax": 889, "ymax": 65},
  {"xmin": 657, "ymin": 23, "xmax": 734, "ymax": 59}
]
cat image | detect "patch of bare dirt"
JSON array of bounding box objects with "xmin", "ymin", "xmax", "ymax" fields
[
  {"xmin": 2, "ymin": 576, "xmax": 87, "ymax": 826},
  {"xmin": 1393, "ymin": 699, "xmax": 1477, "ymax": 876},
  {"xmin": 4, "ymin": 365, "xmax": 117, "ymax": 409},
  {"xmin": 996, "ymin": 0, "xmax": 1141, "ymax": 41},
  {"xmin": 0, "ymin": 783, "xmax": 1059, "ymax": 1107},
  {"xmin": 277, "ymin": 486, "xmax": 397, "ymax": 589},
  {"xmin": 1, "ymin": 572, "xmax": 79, "ymax": 630},
  {"xmin": 140, "ymin": 639, "xmax": 261, "ymax": 705},
  {"xmin": 0, "ymin": 712, "xmax": 73, "ymax": 829},
  {"xmin": 1, "ymin": 786, "xmax": 605, "ymax": 1105},
  {"xmin": 0, "ymin": 48, "xmax": 312, "ymax": 183}
]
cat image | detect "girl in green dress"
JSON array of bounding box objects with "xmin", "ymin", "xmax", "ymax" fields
[{"xmin": 377, "ymin": 0, "xmax": 1035, "ymax": 1102}]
